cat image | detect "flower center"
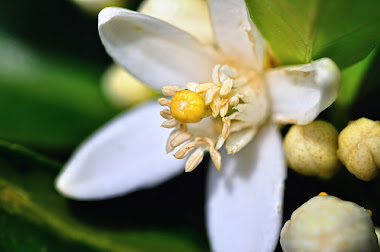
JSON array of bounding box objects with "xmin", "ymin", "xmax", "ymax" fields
[{"xmin": 158, "ymin": 64, "xmax": 269, "ymax": 172}]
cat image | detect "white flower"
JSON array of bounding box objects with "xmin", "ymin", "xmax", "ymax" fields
[{"xmin": 55, "ymin": 0, "xmax": 341, "ymax": 251}]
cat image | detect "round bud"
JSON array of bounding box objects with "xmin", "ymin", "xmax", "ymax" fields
[
  {"xmin": 71, "ymin": 0, "xmax": 126, "ymax": 14},
  {"xmin": 283, "ymin": 120, "xmax": 340, "ymax": 179},
  {"xmin": 102, "ymin": 64, "xmax": 157, "ymax": 108},
  {"xmin": 375, "ymin": 227, "xmax": 380, "ymax": 247},
  {"xmin": 280, "ymin": 195, "xmax": 378, "ymax": 252},
  {"xmin": 338, "ymin": 118, "xmax": 380, "ymax": 181}
]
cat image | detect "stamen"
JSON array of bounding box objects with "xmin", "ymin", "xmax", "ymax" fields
[
  {"xmin": 158, "ymin": 63, "xmax": 265, "ymax": 173},
  {"xmin": 220, "ymin": 98, "xmax": 229, "ymax": 117},
  {"xmin": 205, "ymin": 86, "xmax": 220, "ymax": 105},
  {"xmin": 222, "ymin": 118, "xmax": 231, "ymax": 139},
  {"xmin": 170, "ymin": 132, "xmax": 193, "ymax": 148},
  {"xmin": 158, "ymin": 97, "xmax": 171, "ymax": 106},
  {"xmin": 212, "ymin": 64, "xmax": 222, "ymax": 86},
  {"xmin": 215, "ymin": 118, "xmax": 231, "ymax": 150},
  {"xmin": 161, "ymin": 118, "xmax": 179, "ymax": 128},
  {"xmin": 166, "ymin": 129, "xmax": 182, "ymax": 153},
  {"xmin": 210, "ymin": 149, "xmax": 221, "ymax": 171},
  {"xmin": 161, "ymin": 85, "xmax": 180, "ymax": 96},
  {"xmin": 186, "ymin": 82, "xmax": 199, "ymax": 91},
  {"xmin": 220, "ymin": 78, "xmax": 234, "ymax": 96},
  {"xmin": 160, "ymin": 109, "xmax": 173, "ymax": 119},
  {"xmin": 195, "ymin": 83, "xmax": 214, "ymax": 94},
  {"xmin": 229, "ymin": 95, "xmax": 240, "ymax": 107},
  {"xmin": 185, "ymin": 148, "xmax": 205, "ymax": 172},
  {"xmin": 174, "ymin": 141, "xmax": 199, "ymax": 159},
  {"xmin": 210, "ymin": 96, "xmax": 221, "ymax": 118},
  {"xmin": 318, "ymin": 192, "xmax": 328, "ymax": 196}
]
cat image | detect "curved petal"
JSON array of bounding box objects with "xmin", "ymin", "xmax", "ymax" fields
[
  {"xmin": 206, "ymin": 124, "xmax": 286, "ymax": 252},
  {"xmin": 208, "ymin": 0, "xmax": 266, "ymax": 70},
  {"xmin": 266, "ymin": 58, "xmax": 340, "ymax": 125},
  {"xmin": 98, "ymin": 7, "xmax": 221, "ymax": 90},
  {"xmin": 56, "ymin": 102, "xmax": 185, "ymax": 200}
]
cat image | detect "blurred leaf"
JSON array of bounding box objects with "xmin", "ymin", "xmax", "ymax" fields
[
  {"xmin": 0, "ymin": 32, "xmax": 119, "ymax": 150},
  {"xmin": 246, "ymin": 0, "xmax": 380, "ymax": 68},
  {"xmin": 336, "ymin": 47, "xmax": 378, "ymax": 106},
  {"xmin": 0, "ymin": 140, "xmax": 206, "ymax": 252}
]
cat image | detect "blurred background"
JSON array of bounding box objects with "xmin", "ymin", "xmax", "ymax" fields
[{"xmin": 0, "ymin": 0, "xmax": 379, "ymax": 251}]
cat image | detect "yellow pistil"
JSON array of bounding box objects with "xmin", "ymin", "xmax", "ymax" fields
[
  {"xmin": 318, "ymin": 192, "xmax": 328, "ymax": 196},
  {"xmin": 170, "ymin": 90, "xmax": 206, "ymax": 123}
]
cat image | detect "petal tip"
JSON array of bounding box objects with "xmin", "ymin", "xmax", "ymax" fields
[
  {"xmin": 315, "ymin": 58, "xmax": 341, "ymax": 89},
  {"xmin": 54, "ymin": 169, "xmax": 77, "ymax": 199},
  {"xmin": 98, "ymin": 7, "xmax": 130, "ymax": 28}
]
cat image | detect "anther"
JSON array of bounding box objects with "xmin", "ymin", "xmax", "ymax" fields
[
  {"xmin": 160, "ymin": 109, "xmax": 173, "ymax": 119},
  {"xmin": 185, "ymin": 148, "xmax": 205, "ymax": 172},
  {"xmin": 161, "ymin": 85, "xmax": 180, "ymax": 96},
  {"xmin": 220, "ymin": 78, "xmax": 233, "ymax": 96},
  {"xmin": 212, "ymin": 64, "xmax": 222, "ymax": 86},
  {"xmin": 220, "ymin": 99, "xmax": 229, "ymax": 117},
  {"xmin": 161, "ymin": 118, "xmax": 179, "ymax": 128},
  {"xmin": 205, "ymin": 87, "xmax": 220, "ymax": 105},
  {"xmin": 170, "ymin": 132, "xmax": 193, "ymax": 147},
  {"xmin": 158, "ymin": 97, "xmax": 171, "ymax": 106},
  {"xmin": 166, "ymin": 129, "xmax": 182, "ymax": 153}
]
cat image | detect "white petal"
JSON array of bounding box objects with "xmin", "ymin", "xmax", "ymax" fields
[
  {"xmin": 266, "ymin": 58, "xmax": 340, "ymax": 125},
  {"xmin": 98, "ymin": 7, "xmax": 221, "ymax": 90},
  {"xmin": 139, "ymin": 0, "xmax": 214, "ymax": 45},
  {"xmin": 206, "ymin": 124, "xmax": 286, "ymax": 252},
  {"xmin": 208, "ymin": 0, "xmax": 266, "ymax": 70},
  {"xmin": 56, "ymin": 102, "xmax": 185, "ymax": 200},
  {"xmin": 225, "ymin": 127, "xmax": 257, "ymax": 154}
]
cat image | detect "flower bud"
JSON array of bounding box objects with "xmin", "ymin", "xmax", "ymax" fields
[
  {"xmin": 102, "ymin": 64, "xmax": 158, "ymax": 108},
  {"xmin": 280, "ymin": 195, "xmax": 379, "ymax": 252},
  {"xmin": 71, "ymin": 0, "xmax": 126, "ymax": 14},
  {"xmin": 338, "ymin": 118, "xmax": 380, "ymax": 181},
  {"xmin": 283, "ymin": 120, "xmax": 340, "ymax": 179}
]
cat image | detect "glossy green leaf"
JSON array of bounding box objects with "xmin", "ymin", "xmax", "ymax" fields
[
  {"xmin": 246, "ymin": 0, "xmax": 380, "ymax": 68},
  {"xmin": 0, "ymin": 140, "xmax": 206, "ymax": 252},
  {"xmin": 336, "ymin": 47, "xmax": 378, "ymax": 106},
  {"xmin": 0, "ymin": 32, "xmax": 118, "ymax": 150}
]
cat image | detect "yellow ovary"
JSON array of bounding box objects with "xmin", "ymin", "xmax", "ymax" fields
[{"xmin": 170, "ymin": 90, "xmax": 206, "ymax": 123}]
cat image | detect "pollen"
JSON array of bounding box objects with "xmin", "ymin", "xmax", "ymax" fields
[{"xmin": 170, "ymin": 90, "xmax": 206, "ymax": 123}]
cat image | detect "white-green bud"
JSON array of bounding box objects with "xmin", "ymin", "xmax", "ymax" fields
[
  {"xmin": 376, "ymin": 227, "xmax": 380, "ymax": 248},
  {"xmin": 283, "ymin": 120, "xmax": 341, "ymax": 179},
  {"xmin": 102, "ymin": 64, "xmax": 158, "ymax": 108},
  {"xmin": 338, "ymin": 118, "xmax": 380, "ymax": 181},
  {"xmin": 71, "ymin": 0, "xmax": 126, "ymax": 14},
  {"xmin": 281, "ymin": 195, "xmax": 379, "ymax": 252}
]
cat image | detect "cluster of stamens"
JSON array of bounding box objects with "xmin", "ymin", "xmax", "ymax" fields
[{"xmin": 158, "ymin": 64, "xmax": 249, "ymax": 172}]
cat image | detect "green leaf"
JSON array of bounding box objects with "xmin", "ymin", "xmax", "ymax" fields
[
  {"xmin": 0, "ymin": 140, "xmax": 207, "ymax": 252},
  {"xmin": 246, "ymin": 0, "xmax": 380, "ymax": 68},
  {"xmin": 336, "ymin": 47, "xmax": 378, "ymax": 107},
  {"xmin": 0, "ymin": 32, "xmax": 118, "ymax": 150}
]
